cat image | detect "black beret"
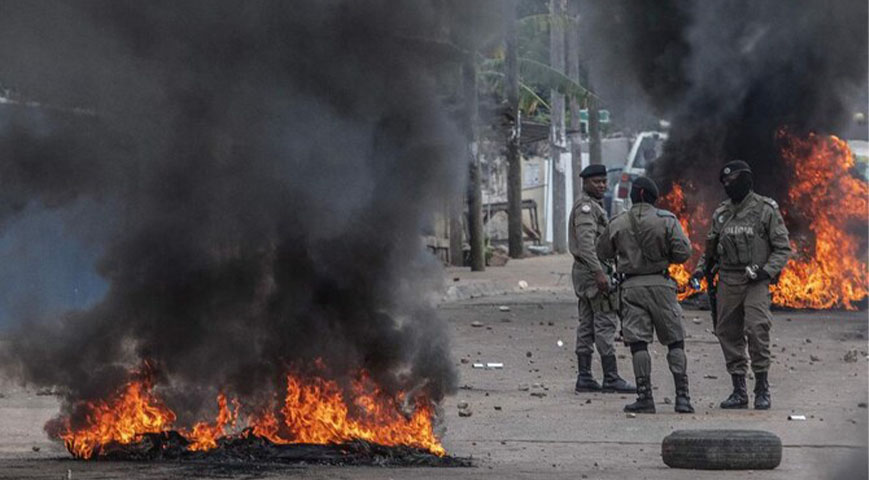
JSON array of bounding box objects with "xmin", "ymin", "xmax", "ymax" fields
[
  {"xmin": 630, "ymin": 176, "xmax": 659, "ymax": 198},
  {"xmin": 719, "ymin": 160, "xmax": 752, "ymax": 182},
  {"xmin": 579, "ymin": 164, "xmax": 607, "ymax": 178}
]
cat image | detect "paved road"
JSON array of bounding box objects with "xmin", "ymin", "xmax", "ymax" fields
[{"xmin": 1, "ymin": 291, "xmax": 866, "ymax": 479}]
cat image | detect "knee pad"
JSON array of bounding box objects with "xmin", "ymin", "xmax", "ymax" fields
[
  {"xmin": 668, "ymin": 340, "xmax": 685, "ymax": 351},
  {"xmin": 629, "ymin": 342, "xmax": 648, "ymax": 354}
]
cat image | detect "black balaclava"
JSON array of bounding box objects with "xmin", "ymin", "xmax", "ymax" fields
[
  {"xmin": 630, "ymin": 176, "xmax": 659, "ymax": 205},
  {"xmin": 724, "ymin": 171, "xmax": 753, "ymax": 202}
]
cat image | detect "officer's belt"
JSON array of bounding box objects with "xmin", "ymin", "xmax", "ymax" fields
[{"xmin": 621, "ymin": 270, "xmax": 670, "ymax": 280}]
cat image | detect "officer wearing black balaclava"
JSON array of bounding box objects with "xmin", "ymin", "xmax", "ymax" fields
[
  {"xmin": 693, "ymin": 160, "xmax": 792, "ymax": 410},
  {"xmin": 597, "ymin": 176, "xmax": 694, "ymax": 414}
]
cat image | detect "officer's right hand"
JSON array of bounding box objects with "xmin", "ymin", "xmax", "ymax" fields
[{"xmin": 594, "ymin": 270, "xmax": 609, "ymax": 293}]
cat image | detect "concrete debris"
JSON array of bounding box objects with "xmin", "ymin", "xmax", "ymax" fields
[
  {"xmin": 471, "ymin": 321, "xmax": 485, "ymax": 328},
  {"xmin": 457, "ymin": 401, "xmax": 469, "ymax": 410},
  {"xmin": 692, "ymin": 317, "xmax": 702, "ymax": 324},
  {"xmin": 703, "ymin": 374, "xmax": 718, "ymax": 379},
  {"xmin": 788, "ymin": 414, "xmax": 807, "ymax": 421},
  {"xmin": 530, "ymin": 391, "xmax": 547, "ymax": 398},
  {"xmin": 858, "ymin": 402, "xmax": 867, "ymax": 408},
  {"xmin": 810, "ymin": 355, "xmax": 821, "ymax": 362},
  {"xmin": 626, "ymin": 413, "xmax": 637, "ymax": 418},
  {"xmin": 31, "ymin": 446, "xmax": 40, "ymax": 452},
  {"xmin": 844, "ymin": 350, "xmax": 860, "ymax": 363},
  {"xmin": 494, "ymin": 406, "xmax": 502, "ymax": 411},
  {"xmin": 458, "ymin": 409, "xmax": 473, "ymax": 417},
  {"xmin": 518, "ymin": 280, "xmax": 528, "ymax": 290},
  {"xmin": 460, "ymin": 358, "xmax": 469, "ymax": 364},
  {"xmin": 498, "ymin": 306, "xmax": 511, "ymax": 312},
  {"xmin": 518, "ymin": 384, "xmax": 530, "ymax": 391},
  {"xmin": 663, "ymin": 397, "xmax": 672, "ymax": 405},
  {"xmin": 557, "ymin": 340, "xmax": 564, "ymax": 348},
  {"xmin": 805, "ymin": 338, "xmax": 812, "ymax": 343},
  {"xmin": 526, "ymin": 351, "xmax": 533, "ymax": 358}
]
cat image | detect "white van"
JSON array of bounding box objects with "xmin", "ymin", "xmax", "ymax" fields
[{"xmin": 609, "ymin": 131, "xmax": 667, "ymax": 216}]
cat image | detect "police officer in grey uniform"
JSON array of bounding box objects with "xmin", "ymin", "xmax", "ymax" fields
[
  {"xmin": 692, "ymin": 160, "xmax": 792, "ymax": 410},
  {"xmin": 570, "ymin": 164, "xmax": 634, "ymax": 394},
  {"xmin": 597, "ymin": 177, "xmax": 694, "ymax": 414}
]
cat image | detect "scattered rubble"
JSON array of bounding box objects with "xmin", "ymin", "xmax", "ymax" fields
[
  {"xmin": 498, "ymin": 306, "xmax": 511, "ymax": 312},
  {"xmin": 471, "ymin": 321, "xmax": 485, "ymax": 328},
  {"xmin": 844, "ymin": 350, "xmax": 860, "ymax": 363},
  {"xmin": 810, "ymin": 355, "xmax": 821, "ymax": 362}
]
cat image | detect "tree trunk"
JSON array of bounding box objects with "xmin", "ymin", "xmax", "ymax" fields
[
  {"xmin": 567, "ymin": 0, "xmax": 582, "ymax": 202},
  {"xmin": 505, "ymin": 0, "xmax": 523, "ymax": 259},
  {"xmin": 464, "ymin": 58, "xmax": 485, "ymax": 271},
  {"xmin": 550, "ymin": 0, "xmax": 567, "ymax": 254}
]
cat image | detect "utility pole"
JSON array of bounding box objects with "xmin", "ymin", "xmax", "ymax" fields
[
  {"xmin": 505, "ymin": 0, "xmax": 523, "ymax": 259},
  {"xmin": 567, "ymin": 0, "xmax": 583, "ymax": 202},
  {"xmin": 549, "ymin": 0, "xmax": 567, "ymax": 254},
  {"xmin": 464, "ymin": 57, "xmax": 485, "ymax": 271},
  {"xmin": 449, "ymin": 193, "xmax": 464, "ymax": 266}
]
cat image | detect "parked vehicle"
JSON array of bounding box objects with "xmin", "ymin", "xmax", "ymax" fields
[{"xmin": 609, "ymin": 131, "xmax": 667, "ymax": 216}]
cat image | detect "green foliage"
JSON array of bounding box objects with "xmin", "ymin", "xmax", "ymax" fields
[{"xmin": 477, "ymin": 5, "xmax": 593, "ymax": 123}]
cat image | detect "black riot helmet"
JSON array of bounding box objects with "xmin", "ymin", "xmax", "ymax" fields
[{"xmin": 630, "ymin": 176, "xmax": 659, "ymax": 204}]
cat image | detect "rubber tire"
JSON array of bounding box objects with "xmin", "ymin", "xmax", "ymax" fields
[{"xmin": 661, "ymin": 430, "xmax": 782, "ymax": 470}]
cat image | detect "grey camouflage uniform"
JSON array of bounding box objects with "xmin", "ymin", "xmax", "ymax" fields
[
  {"xmin": 696, "ymin": 191, "xmax": 792, "ymax": 374},
  {"xmin": 597, "ymin": 203, "xmax": 692, "ymax": 348},
  {"xmin": 569, "ymin": 191, "xmax": 618, "ymax": 357}
]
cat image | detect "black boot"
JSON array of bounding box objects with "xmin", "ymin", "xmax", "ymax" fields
[
  {"xmin": 574, "ymin": 354, "xmax": 601, "ymax": 392},
  {"xmin": 601, "ymin": 355, "xmax": 636, "ymax": 393},
  {"xmin": 754, "ymin": 371, "xmax": 771, "ymax": 410},
  {"xmin": 719, "ymin": 374, "xmax": 749, "ymax": 409},
  {"xmin": 624, "ymin": 376, "xmax": 655, "ymax": 413},
  {"xmin": 673, "ymin": 374, "xmax": 695, "ymax": 414}
]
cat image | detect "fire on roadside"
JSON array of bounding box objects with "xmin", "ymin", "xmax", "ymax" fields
[
  {"xmin": 660, "ymin": 130, "xmax": 868, "ymax": 310},
  {"xmin": 53, "ymin": 363, "xmax": 445, "ymax": 459}
]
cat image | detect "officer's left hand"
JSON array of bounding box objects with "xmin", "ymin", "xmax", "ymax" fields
[{"xmin": 751, "ymin": 268, "xmax": 771, "ymax": 282}]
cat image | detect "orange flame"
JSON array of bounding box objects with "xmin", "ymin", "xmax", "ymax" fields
[
  {"xmin": 57, "ymin": 374, "xmax": 176, "ymax": 459},
  {"xmin": 56, "ymin": 365, "xmax": 445, "ymax": 459},
  {"xmin": 770, "ymin": 131, "xmax": 868, "ymax": 309},
  {"xmin": 659, "ymin": 183, "xmax": 711, "ymax": 300},
  {"xmin": 661, "ymin": 131, "xmax": 868, "ymax": 309},
  {"xmin": 183, "ymin": 394, "xmax": 239, "ymax": 451}
]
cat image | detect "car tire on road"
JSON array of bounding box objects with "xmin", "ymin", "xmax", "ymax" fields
[{"xmin": 661, "ymin": 429, "xmax": 782, "ymax": 470}]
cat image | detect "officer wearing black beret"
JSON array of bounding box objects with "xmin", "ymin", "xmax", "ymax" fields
[{"xmin": 569, "ymin": 164, "xmax": 634, "ymax": 394}]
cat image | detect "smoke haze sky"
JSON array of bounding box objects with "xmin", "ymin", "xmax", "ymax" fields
[{"xmin": 0, "ymin": 0, "xmax": 501, "ymax": 427}]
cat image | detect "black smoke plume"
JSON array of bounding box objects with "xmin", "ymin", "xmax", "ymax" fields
[
  {"xmin": 580, "ymin": 0, "xmax": 868, "ymax": 201},
  {"xmin": 0, "ymin": 1, "xmax": 499, "ymax": 430}
]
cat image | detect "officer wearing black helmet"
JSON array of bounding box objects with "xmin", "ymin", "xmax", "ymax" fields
[
  {"xmin": 569, "ymin": 164, "xmax": 635, "ymax": 394},
  {"xmin": 693, "ymin": 160, "xmax": 792, "ymax": 410},
  {"xmin": 597, "ymin": 176, "xmax": 695, "ymax": 414}
]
